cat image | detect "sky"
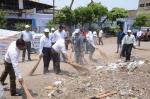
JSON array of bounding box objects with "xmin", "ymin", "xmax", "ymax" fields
[{"xmin": 39, "ymin": 0, "xmax": 139, "ymax": 10}]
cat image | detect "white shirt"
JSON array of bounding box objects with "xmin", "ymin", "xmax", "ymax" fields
[
  {"xmin": 5, "ymin": 41, "xmax": 22, "ymax": 79},
  {"xmin": 137, "ymin": 31, "xmax": 143, "ymax": 37},
  {"xmin": 21, "ymin": 30, "xmax": 33, "ymax": 42},
  {"xmin": 54, "ymin": 30, "xmax": 67, "ymax": 42},
  {"xmin": 39, "ymin": 34, "xmax": 52, "ymax": 54},
  {"xmin": 49, "ymin": 32, "xmax": 56, "ymax": 43},
  {"xmin": 93, "ymin": 31, "xmax": 97, "ymax": 37},
  {"xmin": 52, "ymin": 38, "xmax": 66, "ymax": 54},
  {"xmin": 122, "ymin": 34, "xmax": 136, "ymax": 46},
  {"xmin": 86, "ymin": 31, "xmax": 95, "ymax": 48},
  {"xmin": 98, "ymin": 30, "xmax": 103, "ymax": 37}
]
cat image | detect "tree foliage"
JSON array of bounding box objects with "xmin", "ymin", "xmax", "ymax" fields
[
  {"xmin": 0, "ymin": 10, "xmax": 6, "ymax": 28},
  {"xmin": 14, "ymin": 22, "xmax": 28, "ymax": 31},
  {"xmin": 88, "ymin": 2, "xmax": 108, "ymax": 21},
  {"xmin": 108, "ymin": 7, "xmax": 128, "ymax": 22},
  {"xmin": 53, "ymin": 6, "xmax": 75, "ymax": 26},
  {"xmin": 133, "ymin": 14, "xmax": 150, "ymax": 27}
]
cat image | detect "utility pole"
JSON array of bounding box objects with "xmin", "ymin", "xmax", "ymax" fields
[{"xmin": 53, "ymin": 0, "xmax": 55, "ymax": 20}]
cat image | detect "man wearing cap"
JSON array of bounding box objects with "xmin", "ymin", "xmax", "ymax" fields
[
  {"xmin": 121, "ymin": 30, "xmax": 136, "ymax": 62},
  {"xmin": 39, "ymin": 28, "xmax": 52, "ymax": 74},
  {"xmin": 0, "ymin": 39, "xmax": 25, "ymax": 96},
  {"xmin": 72, "ymin": 29, "xmax": 84, "ymax": 64},
  {"xmin": 21, "ymin": 25, "xmax": 33, "ymax": 61}
]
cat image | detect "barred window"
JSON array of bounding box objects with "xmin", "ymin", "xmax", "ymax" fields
[
  {"xmin": 146, "ymin": 3, "xmax": 150, "ymax": 7},
  {"xmin": 139, "ymin": 4, "xmax": 145, "ymax": 7}
]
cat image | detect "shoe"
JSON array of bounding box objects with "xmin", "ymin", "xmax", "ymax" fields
[
  {"xmin": 28, "ymin": 58, "xmax": 32, "ymax": 61},
  {"xmin": 22, "ymin": 59, "xmax": 24, "ymax": 62},
  {"xmin": 11, "ymin": 92, "xmax": 22, "ymax": 96},
  {"xmin": 2, "ymin": 82, "xmax": 7, "ymax": 86}
]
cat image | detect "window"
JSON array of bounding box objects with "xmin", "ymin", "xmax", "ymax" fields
[
  {"xmin": 146, "ymin": 3, "xmax": 150, "ymax": 7},
  {"xmin": 139, "ymin": 4, "xmax": 145, "ymax": 7}
]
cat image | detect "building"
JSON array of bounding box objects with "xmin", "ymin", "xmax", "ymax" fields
[
  {"xmin": 0, "ymin": 0, "xmax": 54, "ymax": 32},
  {"xmin": 137, "ymin": 0, "xmax": 150, "ymax": 14}
]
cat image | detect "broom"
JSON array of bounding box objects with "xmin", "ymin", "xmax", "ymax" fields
[
  {"xmin": 29, "ymin": 56, "xmax": 42, "ymax": 76},
  {"xmin": 22, "ymin": 82, "xmax": 33, "ymax": 99},
  {"xmin": 134, "ymin": 47, "xmax": 150, "ymax": 51},
  {"xmin": 66, "ymin": 61, "xmax": 89, "ymax": 75}
]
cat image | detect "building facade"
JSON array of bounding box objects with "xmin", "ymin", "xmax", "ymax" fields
[
  {"xmin": 0, "ymin": 0, "xmax": 54, "ymax": 32},
  {"xmin": 137, "ymin": 0, "xmax": 150, "ymax": 14}
]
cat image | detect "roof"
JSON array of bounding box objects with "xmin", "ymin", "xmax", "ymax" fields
[{"xmin": 0, "ymin": 0, "xmax": 53, "ymax": 10}]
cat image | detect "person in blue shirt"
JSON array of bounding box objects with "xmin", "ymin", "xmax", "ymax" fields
[{"xmin": 116, "ymin": 28, "xmax": 125, "ymax": 53}]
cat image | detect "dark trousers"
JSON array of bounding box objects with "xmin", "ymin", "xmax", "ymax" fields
[
  {"xmin": 124, "ymin": 44, "xmax": 133, "ymax": 61},
  {"xmin": 137, "ymin": 37, "xmax": 141, "ymax": 46},
  {"xmin": 51, "ymin": 48, "xmax": 61, "ymax": 74},
  {"xmin": 22, "ymin": 41, "xmax": 31, "ymax": 60},
  {"xmin": 0, "ymin": 61, "xmax": 16, "ymax": 94},
  {"xmin": 120, "ymin": 44, "xmax": 126, "ymax": 57},
  {"xmin": 98, "ymin": 37, "xmax": 103, "ymax": 45},
  {"xmin": 42, "ymin": 47, "xmax": 52, "ymax": 74}
]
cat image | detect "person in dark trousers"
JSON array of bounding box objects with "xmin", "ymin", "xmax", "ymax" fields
[
  {"xmin": 116, "ymin": 29, "xmax": 125, "ymax": 53},
  {"xmin": 136, "ymin": 29, "xmax": 143, "ymax": 46},
  {"xmin": 39, "ymin": 28, "xmax": 52, "ymax": 74},
  {"xmin": 21, "ymin": 25, "xmax": 33, "ymax": 61},
  {"xmin": 0, "ymin": 39, "xmax": 25, "ymax": 96},
  {"xmin": 98, "ymin": 29, "xmax": 104, "ymax": 45},
  {"xmin": 121, "ymin": 30, "xmax": 136, "ymax": 62}
]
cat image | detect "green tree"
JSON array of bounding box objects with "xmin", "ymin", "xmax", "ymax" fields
[
  {"xmin": 0, "ymin": 10, "xmax": 6, "ymax": 28},
  {"xmin": 108, "ymin": 7, "xmax": 128, "ymax": 23},
  {"xmin": 133, "ymin": 14, "xmax": 150, "ymax": 27},
  {"xmin": 88, "ymin": 2, "xmax": 108, "ymax": 22},
  {"xmin": 74, "ymin": 6, "xmax": 94, "ymax": 27},
  {"xmin": 53, "ymin": 6, "xmax": 75, "ymax": 27}
]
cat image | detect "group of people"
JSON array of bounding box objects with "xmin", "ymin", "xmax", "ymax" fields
[
  {"xmin": 0, "ymin": 24, "xmax": 145, "ymax": 96},
  {"xmin": 116, "ymin": 29, "xmax": 139, "ymax": 62},
  {"xmin": 0, "ymin": 25, "xmax": 69, "ymax": 96},
  {"xmin": 71, "ymin": 28, "xmax": 104, "ymax": 64}
]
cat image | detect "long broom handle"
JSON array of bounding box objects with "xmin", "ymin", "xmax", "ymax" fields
[
  {"xmin": 22, "ymin": 83, "xmax": 33, "ymax": 99},
  {"xmin": 29, "ymin": 57, "xmax": 42, "ymax": 75}
]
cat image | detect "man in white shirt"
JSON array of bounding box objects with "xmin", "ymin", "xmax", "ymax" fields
[
  {"xmin": 51, "ymin": 38, "xmax": 67, "ymax": 74},
  {"xmin": 50, "ymin": 27, "xmax": 56, "ymax": 45},
  {"xmin": 98, "ymin": 29, "xmax": 104, "ymax": 45},
  {"xmin": 21, "ymin": 25, "xmax": 33, "ymax": 61},
  {"xmin": 93, "ymin": 30, "xmax": 98, "ymax": 45},
  {"xmin": 136, "ymin": 29, "xmax": 143, "ymax": 46},
  {"xmin": 121, "ymin": 30, "xmax": 136, "ymax": 62},
  {"xmin": 54, "ymin": 25, "xmax": 67, "ymax": 42},
  {"xmin": 86, "ymin": 29, "xmax": 96, "ymax": 60},
  {"xmin": 39, "ymin": 28, "xmax": 52, "ymax": 74},
  {"xmin": 0, "ymin": 39, "xmax": 25, "ymax": 96}
]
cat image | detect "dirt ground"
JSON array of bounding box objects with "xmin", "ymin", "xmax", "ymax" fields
[{"xmin": 0, "ymin": 37, "xmax": 150, "ymax": 99}]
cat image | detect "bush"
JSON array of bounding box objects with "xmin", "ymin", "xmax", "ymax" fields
[
  {"xmin": 0, "ymin": 10, "xmax": 7, "ymax": 28},
  {"xmin": 14, "ymin": 22, "xmax": 28, "ymax": 31}
]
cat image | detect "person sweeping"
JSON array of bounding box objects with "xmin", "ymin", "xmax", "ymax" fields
[{"xmin": 0, "ymin": 39, "xmax": 25, "ymax": 96}]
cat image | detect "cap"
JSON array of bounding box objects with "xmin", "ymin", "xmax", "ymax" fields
[
  {"xmin": 25, "ymin": 25, "xmax": 30, "ymax": 28},
  {"xmin": 51, "ymin": 28, "xmax": 55, "ymax": 31},
  {"xmin": 44, "ymin": 28, "xmax": 49, "ymax": 33},
  {"xmin": 127, "ymin": 30, "xmax": 132, "ymax": 33}
]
